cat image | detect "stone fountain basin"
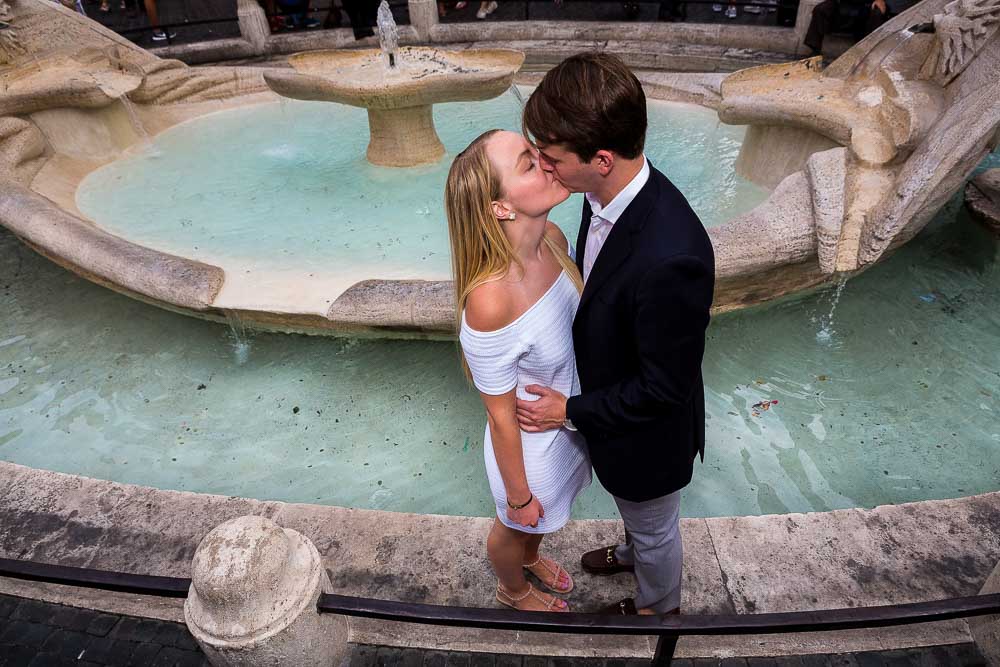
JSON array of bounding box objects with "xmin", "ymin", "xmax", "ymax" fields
[
  {"xmin": 0, "ymin": 0, "xmax": 945, "ymax": 339},
  {"xmin": 263, "ymin": 47, "xmax": 525, "ymax": 109},
  {"xmin": 0, "ymin": 73, "xmax": 832, "ymax": 338}
]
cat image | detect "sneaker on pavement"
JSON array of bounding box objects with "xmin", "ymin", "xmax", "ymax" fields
[{"xmin": 151, "ymin": 29, "xmax": 176, "ymax": 41}]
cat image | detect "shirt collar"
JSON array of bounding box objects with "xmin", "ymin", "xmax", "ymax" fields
[{"xmin": 584, "ymin": 156, "xmax": 649, "ymax": 226}]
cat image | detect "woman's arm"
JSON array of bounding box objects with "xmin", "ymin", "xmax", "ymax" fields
[
  {"xmin": 481, "ymin": 390, "xmax": 544, "ymax": 528},
  {"xmin": 465, "ymin": 283, "xmax": 544, "ymax": 527}
]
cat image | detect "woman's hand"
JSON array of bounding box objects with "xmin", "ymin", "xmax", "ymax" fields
[{"xmin": 507, "ymin": 495, "xmax": 545, "ymax": 528}]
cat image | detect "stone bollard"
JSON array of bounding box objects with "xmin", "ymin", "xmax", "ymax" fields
[
  {"xmin": 237, "ymin": 0, "xmax": 271, "ymax": 56},
  {"xmin": 792, "ymin": 0, "xmax": 823, "ymax": 57},
  {"xmin": 970, "ymin": 560, "xmax": 1000, "ymax": 666},
  {"xmin": 408, "ymin": 0, "xmax": 439, "ymax": 43},
  {"xmin": 184, "ymin": 515, "xmax": 348, "ymax": 667}
]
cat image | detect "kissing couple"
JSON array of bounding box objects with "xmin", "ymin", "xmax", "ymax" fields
[{"xmin": 444, "ymin": 52, "xmax": 716, "ymax": 614}]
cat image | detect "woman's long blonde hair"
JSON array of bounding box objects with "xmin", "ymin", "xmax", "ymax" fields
[{"xmin": 445, "ymin": 130, "xmax": 583, "ymax": 376}]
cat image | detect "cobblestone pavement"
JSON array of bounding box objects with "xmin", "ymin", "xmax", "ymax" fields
[
  {"xmin": 0, "ymin": 594, "xmax": 989, "ymax": 666},
  {"xmin": 0, "ymin": 594, "xmax": 205, "ymax": 667}
]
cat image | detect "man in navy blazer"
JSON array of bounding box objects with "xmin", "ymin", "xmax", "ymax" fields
[{"xmin": 517, "ymin": 52, "xmax": 715, "ymax": 615}]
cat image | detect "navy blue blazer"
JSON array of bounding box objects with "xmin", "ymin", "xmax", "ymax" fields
[{"xmin": 565, "ymin": 164, "xmax": 715, "ymax": 503}]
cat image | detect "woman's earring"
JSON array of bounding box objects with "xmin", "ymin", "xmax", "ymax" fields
[{"xmin": 508, "ymin": 212, "xmax": 516, "ymax": 221}]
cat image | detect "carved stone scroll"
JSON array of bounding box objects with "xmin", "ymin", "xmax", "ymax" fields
[{"xmin": 919, "ymin": 0, "xmax": 1000, "ymax": 86}]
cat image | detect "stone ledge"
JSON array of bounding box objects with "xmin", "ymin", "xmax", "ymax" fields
[
  {"xmin": 0, "ymin": 182, "xmax": 224, "ymax": 311},
  {"xmin": 0, "ymin": 461, "xmax": 996, "ymax": 659}
]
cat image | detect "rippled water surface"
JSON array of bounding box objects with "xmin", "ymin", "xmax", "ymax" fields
[
  {"xmin": 76, "ymin": 90, "xmax": 765, "ymax": 282},
  {"xmin": 3, "ymin": 183, "xmax": 999, "ymax": 517}
]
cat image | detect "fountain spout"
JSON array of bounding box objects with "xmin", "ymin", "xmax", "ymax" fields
[{"xmin": 377, "ymin": 0, "xmax": 399, "ymax": 69}]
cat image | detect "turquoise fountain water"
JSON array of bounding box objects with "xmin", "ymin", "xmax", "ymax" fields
[
  {"xmin": 2, "ymin": 181, "xmax": 998, "ymax": 518},
  {"xmin": 75, "ymin": 89, "xmax": 766, "ymax": 292}
]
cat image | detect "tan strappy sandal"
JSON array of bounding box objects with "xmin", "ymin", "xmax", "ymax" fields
[
  {"xmin": 523, "ymin": 555, "xmax": 574, "ymax": 593},
  {"xmin": 496, "ymin": 582, "xmax": 569, "ymax": 612}
]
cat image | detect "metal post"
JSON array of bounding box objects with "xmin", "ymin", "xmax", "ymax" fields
[{"xmin": 651, "ymin": 633, "xmax": 678, "ymax": 666}]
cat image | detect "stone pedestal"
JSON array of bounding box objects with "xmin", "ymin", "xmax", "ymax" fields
[
  {"xmin": 184, "ymin": 516, "xmax": 347, "ymax": 667},
  {"xmin": 408, "ymin": 0, "xmax": 439, "ymax": 42},
  {"xmin": 237, "ymin": 0, "xmax": 271, "ymax": 56},
  {"xmin": 366, "ymin": 105, "xmax": 445, "ymax": 167}
]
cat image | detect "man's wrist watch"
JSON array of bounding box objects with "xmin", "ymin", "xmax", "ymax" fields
[{"xmin": 563, "ymin": 418, "xmax": 577, "ymax": 431}]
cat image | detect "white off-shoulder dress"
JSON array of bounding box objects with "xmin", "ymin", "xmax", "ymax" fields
[{"xmin": 459, "ymin": 271, "xmax": 592, "ymax": 534}]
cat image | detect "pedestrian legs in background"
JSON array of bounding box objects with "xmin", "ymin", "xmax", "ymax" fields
[
  {"xmin": 476, "ymin": 0, "xmax": 497, "ymax": 18},
  {"xmin": 342, "ymin": 0, "xmax": 377, "ymax": 39},
  {"xmin": 324, "ymin": 0, "xmax": 345, "ymax": 27},
  {"xmin": 144, "ymin": 0, "xmax": 176, "ymax": 41},
  {"xmin": 277, "ymin": 0, "xmax": 319, "ymax": 28}
]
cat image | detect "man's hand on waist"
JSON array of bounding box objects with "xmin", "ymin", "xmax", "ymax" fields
[{"xmin": 516, "ymin": 385, "xmax": 568, "ymax": 433}]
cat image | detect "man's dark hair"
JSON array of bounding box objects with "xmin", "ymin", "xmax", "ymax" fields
[{"xmin": 523, "ymin": 52, "xmax": 647, "ymax": 162}]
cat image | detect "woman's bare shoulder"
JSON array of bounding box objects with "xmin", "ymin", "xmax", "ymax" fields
[{"xmin": 465, "ymin": 279, "xmax": 516, "ymax": 332}]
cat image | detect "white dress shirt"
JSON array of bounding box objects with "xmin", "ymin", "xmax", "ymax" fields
[{"xmin": 582, "ymin": 157, "xmax": 650, "ymax": 284}]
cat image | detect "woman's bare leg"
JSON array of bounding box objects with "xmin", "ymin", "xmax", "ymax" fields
[
  {"xmin": 488, "ymin": 520, "xmax": 568, "ymax": 610},
  {"xmin": 522, "ymin": 533, "xmax": 544, "ymax": 564},
  {"xmin": 488, "ymin": 519, "xmax": 530, "ymax": 592},
  {"xmin": 522, "ymin": 533, "xmax": 571, "ymax": 591},
  {"xmin": 143, "ymin": 0, "xmax": 159, "ymax": 27}
]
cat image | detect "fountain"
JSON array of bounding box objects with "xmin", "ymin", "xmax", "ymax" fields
[
  {"xmin": 1, "ymin": 2, "xmax": 999, "ymax": 662},
  {"xmin": 261, "ymin": 1, "xmax": 524, "ymax": 167},
  {"xmin": 0, "ymin": 0, "xmax": 997, "ymax": 337}
]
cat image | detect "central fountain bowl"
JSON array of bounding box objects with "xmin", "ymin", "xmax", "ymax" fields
[{"xmin": 263, "ymin": 47, "xmax": 526, "ymax": 167}]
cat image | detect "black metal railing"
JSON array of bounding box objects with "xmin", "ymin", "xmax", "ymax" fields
[{"xmin": 2, "ymin": 555, "xmax": 998, "ymax": 666}]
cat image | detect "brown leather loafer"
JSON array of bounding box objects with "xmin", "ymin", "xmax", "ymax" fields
[
  {"xmin": 581, "ymin": 545, "xmax": 635, "ymax": 576},
  {"xmin": 599, "ymin": 597, "xmax": 638, "ymax": 615}
]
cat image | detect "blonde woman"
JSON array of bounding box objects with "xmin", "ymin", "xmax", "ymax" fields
[{"xmin": 445, "ymin": 129, "xmax": 591, "ymax": 613}]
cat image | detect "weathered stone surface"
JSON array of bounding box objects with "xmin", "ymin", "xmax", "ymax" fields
[
  {"xmin": 638, "ymin": 72, "xmax": 728, "ymax": 109},
  {"xmin": 824, "ymin": 0, "xmax": 949, "ymax": 80},
  {"xmin": 736, "ymin": 124, "xmax": 839, "ymax": 189},
  {"xmin": 409, "ymin": 0, "xmax": 439, "ymax": 42},
  {"xmin": 185, "ymin": 516, "xmax": 347, "ymax": 666},
  {"xmin": 858, "ymin": 76, "xmax": 1000, "ymax": 265},
  {"xmin": 706, "ymin": 496, "xmax": 1000, "ymax": 614},
  {"xmin": 719, "ymin": 0, "xmax": 1000, "ymax": 274},
  {"xmin": 805, "ymin": 147, "xmax": 848, "ymax": 274},
  {"xmin": 0, "ymin": 116, "xmax": 48, "ymax": 186},
  {"xmin": 236, "ymin": 0, "xmax": 270, "ymax": 57},
  {"xmin": 965, "ymin": 168, "xmax": 1000, "ymax": 234},
  {"xmin": 709, "ymin": 170, "xmax": 817, "ymax": 279},
  {"xmin": 263, "ymin": 47, "xmax": 523, "ymax": 166},
  {"xmin": 0, "ymin": 55, "xmax": 141, "ymax": 117},
  {"xmin": 429, "ymin": 21, "xmax": 799, "ymax": 56},
  {"xmin": 0, "ymin": 182, "xmax": 225, "ymax": 311},
  {"xmin": 3, "ymin": 461, "xmax": 995, "ymax": 659},
  {"xmin": 326, "ymin": 279, "xmax": 455, "ymax": 332}
]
